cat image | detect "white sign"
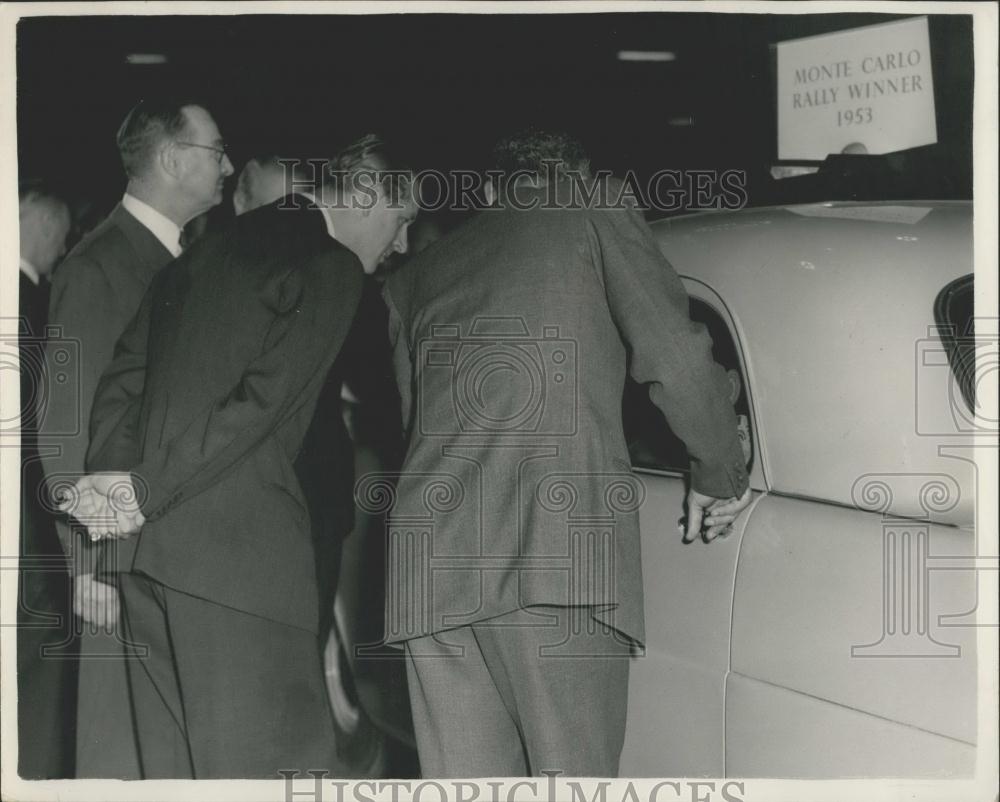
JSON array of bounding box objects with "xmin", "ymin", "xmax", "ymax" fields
[{"xmin": 775, "ymin": 17, "xmax": 937, "ymax": 160}]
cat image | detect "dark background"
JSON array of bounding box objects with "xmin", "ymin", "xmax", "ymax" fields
[{"xmin": 17, "ymin": 11, "xmax": 974, "ymax": 222}]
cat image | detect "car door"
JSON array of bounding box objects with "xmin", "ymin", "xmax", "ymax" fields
[{"xmin": 619, "ymin": 286, "xmax": 766, "ymax": 777}]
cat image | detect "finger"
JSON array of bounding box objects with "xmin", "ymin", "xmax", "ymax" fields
[
  {"xmin": 711, "ymin": 490, "xmax": 751, "ymax": 517},
  {"xmin": 706, "ymin": 495, "xmax": 746, "ymax": 517},
  {"xmin": 68, "ymin": 490, "xmax": 103, "ymax": 520},
  {"xmin": 118, "ymin": 510, "xmax": 143, "ymax": 536},
  {"xmin": 703, "ymin": 512, "xmax": 737, "ymax": 527},
  {"xmin": 704, "ymin": 523, "xmax": 734, "ymax": 543},
  {"xmin": 703, "ymin": 496, "xmax": 735, "ymax": 511},
  {"xmin": 683, "ymin": 498, "xmax": 705, "ymax": 543}
]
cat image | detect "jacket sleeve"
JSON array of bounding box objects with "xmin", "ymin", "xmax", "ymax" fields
[
  {"xmin": 41, "ymin": 255, "xmax": 116, "ymax": 482},
  {"xmin": 588, "ymin": 207, "xmax": 749, "ymax": 499},
  {"xmin": 40, "ymin": 256, "xmax": 120, "ymax": 562},
  {"xmin": 124, "ymin": 254, "xmax": 365, "ymax": 521},
  {"xmin": 85, "ymin": 285, "xmax": 153, "ymax": 475}
]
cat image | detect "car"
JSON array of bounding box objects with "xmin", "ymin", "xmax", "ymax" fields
[{"xmin": 619, "ymin": 200, "xmax": 981, "ymax": 777}]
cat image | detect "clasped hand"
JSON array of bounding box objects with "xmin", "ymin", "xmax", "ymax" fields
[
  {"xmin": 57, "ymin": 472, "xmax": 146, "ymax": 542},
  {"xmin": 683, "ymin": 487, "xmax": 753, "ymax": 544}
]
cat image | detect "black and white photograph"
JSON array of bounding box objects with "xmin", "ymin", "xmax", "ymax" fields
[{"xmin": 1, "ymin": 3, "xmax": 997, "ymax": 801}]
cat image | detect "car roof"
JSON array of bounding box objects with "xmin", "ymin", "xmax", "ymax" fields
[
  {"xmin": 651, "ymin": 201, "xmax": 975, "ymax": 524},
  {"xmin": 651, "ymin": 200, "xmax": 971, "ymax": 296}
]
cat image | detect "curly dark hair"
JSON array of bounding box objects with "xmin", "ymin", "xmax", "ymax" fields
[{"xmin": 491, "ymin": 129, "xmax": 591, "ymax": 180}]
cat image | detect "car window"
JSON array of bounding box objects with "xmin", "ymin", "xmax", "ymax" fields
[
  {"xmin": 933, "ymin": 274, "xmax": 975, "ymax": 414},
  {"xmin": 623, "ymin": 299, "xmax": 753, "ymax": 473}
]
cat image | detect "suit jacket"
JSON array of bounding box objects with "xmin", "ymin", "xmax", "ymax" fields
[
  {"xmin": 382, "ymin": 180, "xmax": 749, "ymax": 646},
  {"xmin": 19, "ymin": 273, "xmax": 49, "ymax": 438},
  {"xmin": 18, "ymin": 272, "xmax": 65, "ymax": 613},
  {"xmin": 296, "ymin": 277, "xmax": 404, "ymax": 639},
  {"xmin": 86, "ymin": 200, "xmax": 365, "ymax": 633},
  {"xmin": 41, "ymin": 204, "xmax": 175, "ymax": 571}
]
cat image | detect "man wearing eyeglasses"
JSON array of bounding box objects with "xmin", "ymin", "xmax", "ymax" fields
[{"xmin": 40, "ymin": 98, "xmax": 232, "ymax": 778}]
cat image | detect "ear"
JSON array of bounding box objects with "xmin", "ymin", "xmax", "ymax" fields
[
  {"xmin": 37, "ymin": 205, "xmax": 60, "ymax": 238},
  {"xmin": 159, "ymin": 142, "xmax": 183, "ymax": 180}
]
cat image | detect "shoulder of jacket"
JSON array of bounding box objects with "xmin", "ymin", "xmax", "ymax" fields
[
  {"xmin": 67, "ymin": 214, "xmax": 133, "ymax": 261},
  {"xmin": 51, "ymin": 250, "xmax": 109, "ymax": 294}
]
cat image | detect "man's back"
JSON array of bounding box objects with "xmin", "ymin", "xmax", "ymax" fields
[
  {"xmin": 87, "ymin": 201, "xmax": 365, "ymax": 632},
  {"xmin": 386, "ymin": 182, "xmax": 747, "ymax": 648},
  {"xmin": 389, "ymin": 193, "xmax": 636, "ymax": 472}
]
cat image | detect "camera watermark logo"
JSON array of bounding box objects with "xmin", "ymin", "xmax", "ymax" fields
[
  {"xmin": 0, "ymin": 319, "xmax": 82, "ymax": 440},
  {"xmin": 418, "ymin": 317, "xmax": 577, "ymax": 437}
]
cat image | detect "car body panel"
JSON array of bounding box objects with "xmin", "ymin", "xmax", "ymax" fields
[
  {"xmin": 725, "ymin": 673, "xmax": 975, "ymax": 778},
  {"xmin": 731, "ymin": 494, "xmax": 977, "ymax": 745},
  {"xmin": 653, "ymin": 202, "xmax": 974, "ymax": 524},
  {"xmin": 620, "ymin": 201, "xmax": 978, "ymax": 777}
]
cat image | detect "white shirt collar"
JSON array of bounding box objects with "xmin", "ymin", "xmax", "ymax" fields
[
  {"xmin": 295, "ymin": 192, "xmax": 337, "ymax": 240},
  {"xmin": 121, "ymin": 193, "xmax": 184, "ymax": 258},
  {"xmin": 19, "ymin": 258, "xmax": 40, "ymax": 286}
]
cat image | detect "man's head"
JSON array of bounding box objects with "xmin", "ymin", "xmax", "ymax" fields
[
  {"xmin": 233, "ymin": 155, "xmax": 293, "ymax": 216},
  {"xmin": 19, "ymin": 185, "xmax": 72, "ymax": 278},
  {"xmin": 487, "ymin": 129, "xmax": 592, "ymax": 204},
  {"xmin": 317, "ymin": 134, "xmax": 418, "ymax": 275},
  {"xmin": 116, "ymin": 99, "xmax": 234, "ymax": 224}
]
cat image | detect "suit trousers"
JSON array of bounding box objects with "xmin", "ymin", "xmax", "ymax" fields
[
  {"xmin": 118, "ymin": 572, "xmax": 338, "ymax": 778},
  {"xmin": 68, "ymin": 535, "xmax": 142, "ymax": 778},
  {"xmin": 17, "ymin": 468, "xmax": 78, "ymax": 779},
  {"xmin": 404, "ymin": 607, "xmax": 631, "ymax": 778},
  {"xmin": 74, "ymin": 624, "xmax": 141, "ymax": 778}
]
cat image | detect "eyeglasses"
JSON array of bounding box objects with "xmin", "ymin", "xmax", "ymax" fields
[{"xmin": 175, "ymin": 141, "xmax": 228, "ymax": 164}]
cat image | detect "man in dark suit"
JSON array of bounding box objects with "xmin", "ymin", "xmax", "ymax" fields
[
  {"xmin": 381, "ymin": 131, "xmax": 751, "ymax": 777},
  {"xmin": 232, "ymin": 148, "xmax": 405, "ymax": 772},
  {"xmin": 40, "ymin": 98, "xmax": 232, "ymax": 777},
  {"xmin": 232, "ymin": 150, "xmax": 351, "ymax": 636},
  {"xmin": 17, "ymin": 184, "xmax": 75, "ymax": 778},
  {"xmin": 61, "ymin": 141, "xmax": 417, "ymax": 778}
]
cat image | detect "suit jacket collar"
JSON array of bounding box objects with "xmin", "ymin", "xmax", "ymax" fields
[
  {"xmin": 109, "ymin": 202, "xmax": 176, "ymax": 276},
  {"xmin": 121, "ymin": 193, "xmax": 184, "ymax": 257}
]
